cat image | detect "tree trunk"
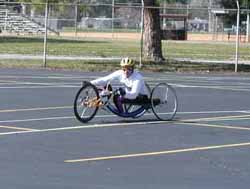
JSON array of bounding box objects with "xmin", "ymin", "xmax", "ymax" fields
[{"xmin": 143, "ymin": 0, "xmax": 164, "ymax": 63}]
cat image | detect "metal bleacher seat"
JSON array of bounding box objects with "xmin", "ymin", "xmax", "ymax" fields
[{"xmin": 0, "ymin": 0, "xmax": 56, "ymax": 35}]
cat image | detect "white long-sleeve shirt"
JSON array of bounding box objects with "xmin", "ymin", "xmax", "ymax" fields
[{"xmin": 91, "ymin": 70, "xmax": 148, "ymax": 99}]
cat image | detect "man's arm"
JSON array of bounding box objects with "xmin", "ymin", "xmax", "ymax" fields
[{"xmin": 91, "ymin": 70, "xmax": 121, "ymax": 86}]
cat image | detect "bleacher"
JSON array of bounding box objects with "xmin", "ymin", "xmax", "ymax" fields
[
  {"xmin": 0, "ymin": 0, "xmax": 5, "ymax": 31},
  {"xmin": 0, "ymin": 0, "xmax": 57, "ymax": 35}
]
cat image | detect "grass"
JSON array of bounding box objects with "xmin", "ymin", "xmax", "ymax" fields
[
  {"xmin": 62, "ymin": 27, "xmax": 141, "ymax": 33},
  {"xmin": 0, "ymin": 59, "xmax": 120, "ymax": 71},
  {"xmin": 1, "ymin": 58, "xmax": 250, "ymax": 73},
  {"xmin": 0, "ymin": 35, "xmax": 250, "ymax": 72},
  {"xmin": 162, "ymin": 41, "xmax": 250, "ymax": 60},
  {"xmin": 0, "ymin": 36, "xmax": 139, "ymax": 56}
]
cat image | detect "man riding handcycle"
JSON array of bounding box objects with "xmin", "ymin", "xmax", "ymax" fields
[{"xmin": 74, "ymin": 58, "xmax": 178, "ymax": 123}]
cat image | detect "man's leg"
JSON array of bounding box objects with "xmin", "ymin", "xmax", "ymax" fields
[{"xmin": 113, "ymin": 95, "xmax": 124, "ymax": 113}]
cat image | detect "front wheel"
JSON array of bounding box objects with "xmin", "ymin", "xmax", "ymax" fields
[
  {"xmin": 150, "ymin": 83, "xmax": 178, "ymax": 121},
  {"xmin": 74, "ymin": 82, "xmax": 99, "ymax": 123}
]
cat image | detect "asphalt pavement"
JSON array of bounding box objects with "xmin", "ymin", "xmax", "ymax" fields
[{"xmin": 0, "ymin": 68, "xmax": 250, "ymax": 189}]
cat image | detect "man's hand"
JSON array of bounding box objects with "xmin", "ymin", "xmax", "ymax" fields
[{"xmin": 117, "ymin": 87, "xmax": 126, "ymax": 96}]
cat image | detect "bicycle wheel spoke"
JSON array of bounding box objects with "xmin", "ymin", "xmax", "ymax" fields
[
  {"xmin": 151, "ymin": 83, "xmax": 178, "ymax": 121},
  {"xmin": 74, "ymin": 82, "xmax": 99, "ymax": 123},
  {"xmin": 80, "ymin": 106, "xmax": 88, "ymax": 118}
]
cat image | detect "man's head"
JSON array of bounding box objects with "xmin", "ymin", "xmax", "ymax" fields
[{"xmin": 120, "ymin": 58, "xmax": 135, "ymax": 78}]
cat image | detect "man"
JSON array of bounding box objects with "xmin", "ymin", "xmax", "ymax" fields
[{"xmin": 91, "ymin": 57, "xmax": 148, "ymax": 113}]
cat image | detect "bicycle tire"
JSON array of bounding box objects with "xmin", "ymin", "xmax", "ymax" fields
[
  {"xmin": 150, "ymin": 83, "xmax": 178, "ymax": 121},
  {"xmin": 74, "ymin": 82, "xmax": 99, "ymax": 123}
]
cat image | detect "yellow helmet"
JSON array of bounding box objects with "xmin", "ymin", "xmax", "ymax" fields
[{"xmin": 120, "ymin": 58, "xmax": 135, "ymax": 67}]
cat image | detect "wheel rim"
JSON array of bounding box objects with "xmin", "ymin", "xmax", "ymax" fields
[
  {"xmin": 74, "ymin": 84, "xmax": 99, "ymax": 123},
  {"xmin": 151, "ymin": 83, "xmax": 177, "ymax": 121}
]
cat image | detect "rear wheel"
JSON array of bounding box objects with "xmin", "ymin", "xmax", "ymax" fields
[
  {"xmin": 150, "ymin": 83, "xmax": 177, "ymax": 121},
  {"xmin": 74, "ymin": 82, "xmax": 99, "ymax": 123}
]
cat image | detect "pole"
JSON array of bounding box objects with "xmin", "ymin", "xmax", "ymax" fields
[
  {"xmin": 208, "ymin": 0, "xmax": 213, "ymax": 32},
  {"xmin": 235, "ymin": 0, "xmax": 240, "ymax": 72},
  {"xmin": 43, "ymin": 1, "xmax": 48, "ymax": 68},
  {"xmin": 4, "ymin": 9, "xmax": 7, "ymax": 31},
  {"xmin": 74, "ymin": 3, "xmax": 78, "ymax": 37},
  {"xmin": 215, "ymin": 15, "xmax": 218, "ymax": 40},
  {"xmin": 112, "ymin": 0, "xmax": 115, "ymax": 39},
  {"xmin": 247, "ymin": 0, "xmax": 250, "ymax": 42},
  {"xmin": 139, "ymin": 0, "xmax": 144, "ymax": 68},
  {"xmin": 247, "ymin": 12, "xmax": 250, "ymax": 42},
  {"xmin": 163, "ymin": 1, "xmax": 166, "ymax": 29}
]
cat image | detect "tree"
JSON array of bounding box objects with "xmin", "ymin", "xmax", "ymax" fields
[
  {"xmin": 143, "ymin": 0, "xmax": 188, "ymax": 62},
  {"xmin": 143, "ymin": 0, "xmax": 164, "ymax": 62},
  {"xmin": 16, "ymin": 0, "xmax": 75, "ymax": 15},
  {"xmin": 220, "ymin": 0, "xmax": 250, "ymax": 9},
  {"xmin": 16, "ymin": 0, "xmax": 188, "ymax": 63},
  {"xmin": 219, "ymin": 0, "xmax": 250, "ymax": 27}
]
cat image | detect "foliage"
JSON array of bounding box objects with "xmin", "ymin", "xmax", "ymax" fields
[
  {"xmin": 219, "ymin": 0, "xmax": 250, "ymax": 27},
  {"xmin": 220, "ymin": 0, "xmax": 250, "ymax": 9},
  {"xmin": 161, "ymin": 0, "xmax": 189, "ymax": 4}
]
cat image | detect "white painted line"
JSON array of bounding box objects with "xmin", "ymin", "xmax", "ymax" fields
[
  {"xmin": 0, "ymin": 125, "xmax": 39, "ymax": 131},
  {"xmin": 0, "ymin": 79, "xmax": 17, "ymax": 83},
  {"xmin": 173, "ymin": 84, "xmax": 250, "ymax": 92},
  {"xmin": 0, "ymin": 82, "xmax": 78, "ymax": 86},
  {"xmin": 0, "ymin": 85, "xmax": 78, "ymax": 89},
  {"xmin": 177, "ymin": 122, "xmax": 250, "ymax": 131},
  {"xmin": 1, "ymin": 114, "xmax": 250, "ymax": 136},
  {"xmin": 0, "ymin": 120, "xmax": 168, "ymax": 136},
  {"xmin": 0, "ymin": 105, "xmax": 249, "ymax": 115},
  {"xmin": 178, "ymin": 110, "xmax": 250, "ymax": 115},
  {"xmin": 0, "ymin": 106, "xmax": 72, "ymax": 113},
  {"xmin": 64, "ymin": 142, "xmax": 250, "ymax": 163},
  {"xmin": 1, "ymin": 110, "xmax": 250, "ymax": 123},
  {"xmin": 0, "ymin": 75, "xmax": 98, "ymax": 80},
  {"xmin": 1, "ymin": 79, "xmax": 250, "ymax": 91},
  {"xmin": 0, "ymin": 116, "xmax": 74, "ymax": 123},
  {"xmin": 185, "ymin": 114, "xmax": 250, "ymax": 122}
]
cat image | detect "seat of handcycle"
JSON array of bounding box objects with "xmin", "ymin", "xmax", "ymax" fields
[
  {"xmin": 123, "ymin": 95, "xmax": 161, "ymax": 106},
  {"xmin": 123, "ymin": 95, "xmax": 150, "ymax": 105}
]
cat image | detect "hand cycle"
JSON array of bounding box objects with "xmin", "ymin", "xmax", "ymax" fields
[{"xmin": 74, "ymin": 81, "xmax": 178, "ymax": 123}]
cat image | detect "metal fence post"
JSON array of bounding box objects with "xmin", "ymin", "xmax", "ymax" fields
[
  {"xmin": 4, "ymin": 9, "xmax": 8, "ymax": 31},
  {"xmin": 235, "ymin": 0, "xmax": 240, "ymax": 72},
  {"xmin": 43, "ymin": 1, "xmax": 48, "ymax": 68},
  {"xmin": 112, "ymin": 0, "xmax": 115, "ymax": 39},
  {"xmin": 208, "ymin": 0, "xmax": 213, "ymax": 33},
  {"xmin": 75, "ymin": 3, "xmax": 78, "ymax": 37},
  {"xmin": 139, "ymin": 0, "xmax": 144, "ymax": 68},
  {"xmin": 247, "ymin": 12, "xmax": 250, "ymax": 42}
]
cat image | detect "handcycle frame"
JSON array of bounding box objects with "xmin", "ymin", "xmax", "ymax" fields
[{"xmin": 74, "ymin": 81, "xmax": 178, "ymax": 123}]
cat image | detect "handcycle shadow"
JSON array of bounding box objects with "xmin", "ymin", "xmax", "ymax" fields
[{"xmin": 97, "ymin": 117, "xmax": 181, "ymax": 125}]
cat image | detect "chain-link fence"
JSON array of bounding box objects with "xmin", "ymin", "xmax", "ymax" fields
[{"xmin": 0, "ymin": 1, "xmax": 250, "ymax": 71}]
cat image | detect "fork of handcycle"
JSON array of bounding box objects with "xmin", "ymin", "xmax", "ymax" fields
[{"xmin": 74, "ymin": 81, "xmax": 178, "ymax": 123}]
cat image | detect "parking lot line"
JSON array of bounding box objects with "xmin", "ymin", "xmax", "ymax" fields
[
  {"xmin": 0, "ymin": 120, "xmax": 168, "ymax": 136},
  {"xmin": 0, "ymin": 106, "xmax": 72, "ymax": 113},
  {"xmin": 0, "ymin": 125, "xmax": 38, "ymax": 131},
  {"xmin": 184, "ymin": 114, "xmax": 250, "ymax": 122},
  {"xmin": 64, "ymin": 142, "xmax": 250, "ymax": 163},
  {"xmin": 177, "ymin": 122, "xmax": 250, "ymax": 131},
  {"xmin": 1, "ymin": 114, "xmax": 250, "ymax": 136}
]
